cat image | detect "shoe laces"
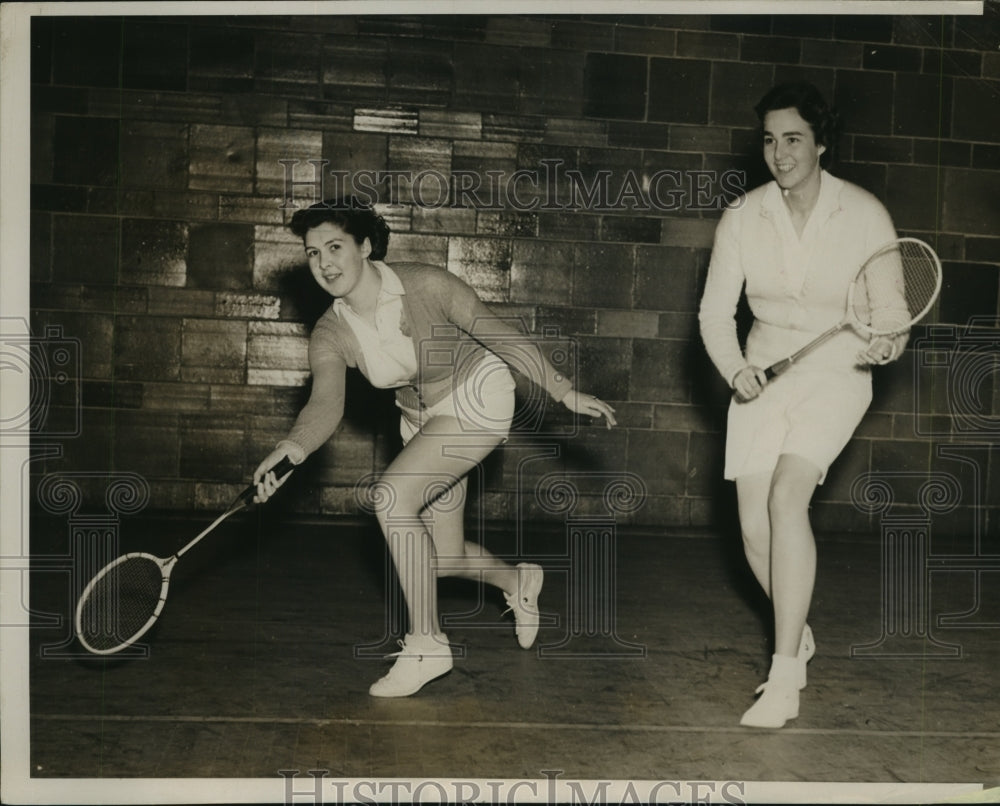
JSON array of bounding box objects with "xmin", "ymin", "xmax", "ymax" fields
[
  {"xmin": 501, "ymin": 590, "xmax": 530, "ymax": 619},
  {"xmin": 384, "ymin": 637, "xmax": 429, "ymax": 662},
  {"xmin": 384, "ymin": 635, "xmax": 449, "ymax": 661},
  {"xmin": 384, "ymin": 638, "xmax": 407, "ymax": 661}
]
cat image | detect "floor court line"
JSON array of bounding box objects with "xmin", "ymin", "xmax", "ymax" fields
[{"xmin": 33, "ymin": 713, "xmax": 1000, "ymax": 739}]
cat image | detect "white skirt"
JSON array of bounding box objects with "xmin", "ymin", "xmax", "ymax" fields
[{"xmin": 725, "ymin": 364, "xmax": 872, "ymax": 484}]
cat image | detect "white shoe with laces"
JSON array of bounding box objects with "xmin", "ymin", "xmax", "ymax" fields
[
  {"xmin": 368, "ymin": 633, "xmax": 453, "ymax": 698},
  {"xmin": 502, "ymin": 563, "xmax": 544, "ymax": 649}
]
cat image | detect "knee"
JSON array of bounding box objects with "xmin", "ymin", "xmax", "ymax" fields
[
  {"xmin": 370, "ymin": 475, "xmax": 423, "ymax": 523},
  {"xmin": 766, "ymin": 478, "xmax": 811, "ymax": 525},
  {"xmin": 372, "ymin": 472, "xmax": 464, "ymax": 523},
  {"xmin": 737, "ymin": 497, "xmax": 768, "ymax": 550},
  {"xmin": 741, "ymin": 526, "xmax": 768, "ymax": 555}
]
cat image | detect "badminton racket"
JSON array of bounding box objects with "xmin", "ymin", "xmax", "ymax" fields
[
  {"xmin": 74, "ymin": 456, "xmax": 294, "ymax": 655},
  {"xmin": 764, "ymin": 237, "xmax": 942, "ymax": 380}
]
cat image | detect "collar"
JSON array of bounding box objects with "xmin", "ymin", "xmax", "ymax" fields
[
  {"xmin": 373, "ymin": 261, "xmax": 406, "ymax": 296},
  {"xmin": 333, "ymin": 261, "xmax": 405, "ymax": 318},
  {"xmin": 760, "ymin": 170, "xmax": 844, "ymax": 223}
]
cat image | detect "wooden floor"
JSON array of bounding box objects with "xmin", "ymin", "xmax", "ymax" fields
[{"xmin": 24, "ymin": 508, "xmax": 1000, "ymax": 799}]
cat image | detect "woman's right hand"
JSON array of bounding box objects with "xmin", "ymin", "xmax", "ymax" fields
[
  {"xmin": 732, "ymin": 366, "xmax": 768, "ymax": 402},
  {"xmin": 253, "ymin": 448, "xmax": 295, "ymax": 504},
  {"xmin": 561, "ymin": 389, "xmax": 618, "ymax": 428}
]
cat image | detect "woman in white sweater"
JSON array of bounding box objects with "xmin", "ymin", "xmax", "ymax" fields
[{"xmin": 699, "ymin": 82, "xmax": 908, "ymax": 728}]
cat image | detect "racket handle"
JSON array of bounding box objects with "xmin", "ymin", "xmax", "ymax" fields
[
  {"xmin": 764, "ymin": 359, "xmax": 791, "ymax": 380},
  {"xmin": 236, "ymin": 455, "xmax": 295, "ymax": 507}
]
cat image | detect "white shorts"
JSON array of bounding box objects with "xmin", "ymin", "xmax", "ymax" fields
[
  {"xmin": 724, "ymin": 366, "xmax": 872, "ymax": 484},
  {"xmin": 397, "ymin": 353, "xmax": 516, "ymax": 445}
]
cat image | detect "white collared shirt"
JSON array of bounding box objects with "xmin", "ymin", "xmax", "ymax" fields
[{"xmin": 333, "ymin": 262, "xmax": 417, "ymax": 389}]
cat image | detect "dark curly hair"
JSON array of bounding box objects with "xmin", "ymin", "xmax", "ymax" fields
[
  {"xmin": 754, "ymin": 82, "xmax": 840, "ymax": 167},
  {"xmin": 288, "ymin": 197, "xmax": 391, "ymax": 260}
]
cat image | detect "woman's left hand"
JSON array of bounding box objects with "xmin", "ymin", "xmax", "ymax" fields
[
  {"xmin": 562, "ymin": 390, "xmax": 617, "ymax": 428},
  {"xmin": 858, "ymin": 332, "xmax": 909, "ymax": 366}
]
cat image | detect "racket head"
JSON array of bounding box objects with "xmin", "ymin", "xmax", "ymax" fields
[
  {"xmin": 848, "ymin": 237, "xmax": 942, "ymax": 336},
  {"xmin": 74, "ymin": 552, "xmax": 175, "ymax": 655}
]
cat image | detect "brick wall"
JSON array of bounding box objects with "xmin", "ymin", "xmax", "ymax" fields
[{"xmin": 28, "ymin": 11, "xmax": 1000, "ymax": 534}]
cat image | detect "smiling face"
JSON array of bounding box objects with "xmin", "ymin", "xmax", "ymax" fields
[
  {"xmin": 762, "ymin": 106, "xmax": 826, "ymax": 195},
  {"xmin": 303, "ymin": 221, "xmax": 371, "ymax": 298}
]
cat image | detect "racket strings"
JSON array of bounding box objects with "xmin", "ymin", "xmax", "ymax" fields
[
  {"xmin": 77, "ymin": 556, "xmax": 166, "ymax": 652},
  {"xmin": 854, "ymin": 241, "xmax": 940, "ymax": 332}
]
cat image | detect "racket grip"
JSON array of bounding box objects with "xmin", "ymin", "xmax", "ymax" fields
[
  {"xmin": 764, "ymin": 359, "xmax": 791, "ymax": 380},
  {"xmin": 269, "ymin": 455, "xmax": 295, "ymax": 481},
  {"xmin": 236, "ymin": 455, "xmax": 295, "ymax": 507}
]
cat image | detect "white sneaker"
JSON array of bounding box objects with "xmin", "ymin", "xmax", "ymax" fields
[
  {"xmin": 740, "ymin": 653, "xmax": 800, "ymax": 729},
  {"xmin": 368, "ymin": 634, "xmax": 453, "ymax": 698},
  {"xmin": 502, "ymin": 563, "xmax": 544, "ymax": 649}
]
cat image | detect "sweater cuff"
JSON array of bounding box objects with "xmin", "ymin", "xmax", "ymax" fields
[
  {"xmin": 549, "ymin": 373, "xmax": 574, "ymax": 403},
  {"xmin": 276, "ymin": 439, "xmax": 307, "ymax": 465}
]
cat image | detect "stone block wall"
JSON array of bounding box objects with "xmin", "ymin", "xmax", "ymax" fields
[{"xmin": 25, "ymin": 10, "xmax": 1000, "ymax": 535}]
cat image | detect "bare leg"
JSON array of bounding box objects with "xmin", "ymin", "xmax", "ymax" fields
[
  {"xmin": 767, "ymin": 453, "xmax": 821, "ymax": 658},
  {"xmin": 736, "ymin": 470, "xmax": 773, "ymax": 597},
  {"xmin": 373, "ymin": 416, "xmax": 504, "ymax": 641},
  {"xmin": 736, "ymin": 459, "xmax": 817, "ymax": 694},
  {"xmin": 737, "ymin": 454, "xmax": 820, "ymax": 727},
  {"xmin": 423, "ymin": 476, "xmax": 519, "ymax": 595}
]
